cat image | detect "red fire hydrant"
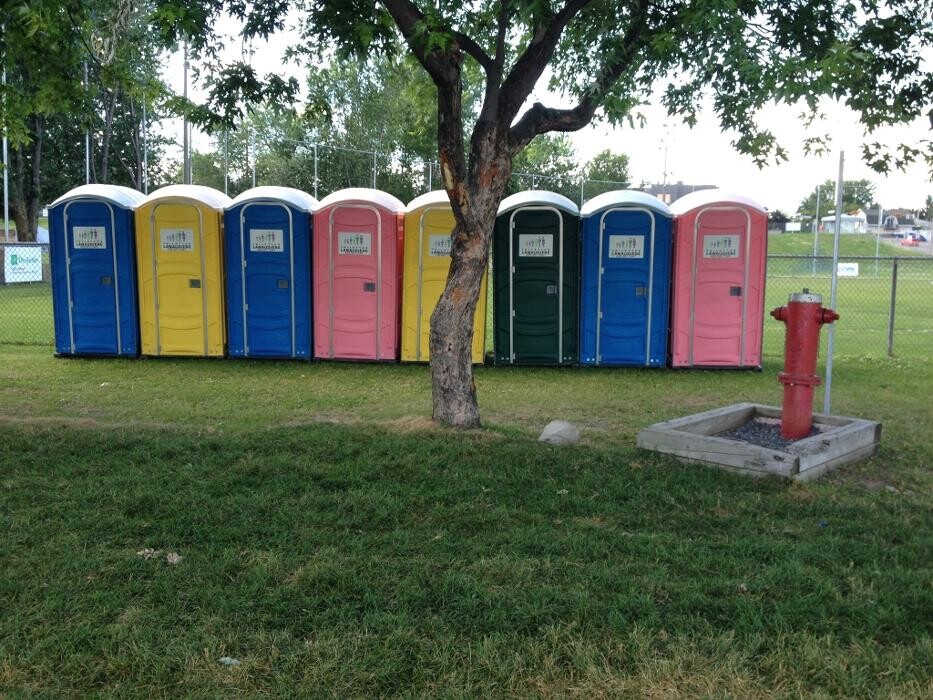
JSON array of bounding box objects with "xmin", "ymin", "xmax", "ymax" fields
[{"xmin": 770, "ymin": 289, "xmax": 839, "ymax": 439}]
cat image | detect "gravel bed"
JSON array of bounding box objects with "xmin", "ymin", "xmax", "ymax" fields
[{"xmin": 717, "ymin": 417, "xmax": 821, "ymax": 451}]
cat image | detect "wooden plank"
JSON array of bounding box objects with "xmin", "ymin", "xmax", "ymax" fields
[
  {"xmin": 650, "ymin": 403, "xmax": 756, "ymax": 435},
  {"xmin": 637, "ymin": 404, "xmax": 881, "ymax": 482},
  {"xmin": 637, "ymin": 429, "xmax": 796, "ymax": 477},
  {"xmin": 794, "ymin": 420, "xmax": 881, "ymax": 474},
  {"xmin": 795, "ymin": 444, "xmax": 879, "ymax": 482}
]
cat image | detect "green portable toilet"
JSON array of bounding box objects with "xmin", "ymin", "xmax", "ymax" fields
[{"xmin": 493, "ymin": 190, "xmax": 580, "ymax": 365}]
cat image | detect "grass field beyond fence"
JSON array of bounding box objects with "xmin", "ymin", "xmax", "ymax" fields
[{"xmin": 1, "ymin": 346, "xmax": 931, "ymax": 696}]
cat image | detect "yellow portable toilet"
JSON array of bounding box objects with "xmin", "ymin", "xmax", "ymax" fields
[
  {"xmin": 134, "ymin": 185, "xmax": 232, "ymax": 357},
  {"xmin": 402, "ymin": 191, "xmax": 487, "ymax": 363}
]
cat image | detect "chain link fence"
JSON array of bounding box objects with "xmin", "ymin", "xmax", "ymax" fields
[
  {"xmin": 2, "ymin": 241, "xmax": 930, "ymax": 360},
  {"xmin": 0, "ymin": 243, "xmax": 52, "ymax": 346},
  {"xmin": 763, "ymin": 255, "xmax": 932, "ymax": 359}
]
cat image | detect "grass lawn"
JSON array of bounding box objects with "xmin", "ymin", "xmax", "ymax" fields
[
  {"xmin": 1, "ymin": 346, "xmax": 931, "ymax": 696},
  {"xmin": 767, "ymin": 232, "xmax": 928, "ymax": 257}
]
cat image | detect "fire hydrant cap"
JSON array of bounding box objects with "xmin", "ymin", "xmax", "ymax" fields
[{"xmin": 788, "ymin": 290, "xmax": 823, "ymax": 304}]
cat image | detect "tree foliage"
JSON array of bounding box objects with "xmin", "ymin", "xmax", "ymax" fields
[
  {"xmin": 2, "ymin": 0, "xmax": 171, "ymax": 239},
  {"xmin": 796, "ymin": 179, "xmax": 877, "ymax": 223},
  {"xmin": 582, "ymin": 149, "xmax": 631, "ymax": 201}
]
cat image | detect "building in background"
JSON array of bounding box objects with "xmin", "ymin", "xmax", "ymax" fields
[{"xmin": 641, "ymin": 181, "xmax": 716, "ymax": 205}]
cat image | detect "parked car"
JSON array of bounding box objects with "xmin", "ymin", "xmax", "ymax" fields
[{"xmin": 901, "ymin": 232, "xmax": 928, "ymax": 246}]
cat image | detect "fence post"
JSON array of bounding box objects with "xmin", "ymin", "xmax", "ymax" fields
[{"xmin": 887, "ymin": 259, "xmax": 898, "ymax": 357}]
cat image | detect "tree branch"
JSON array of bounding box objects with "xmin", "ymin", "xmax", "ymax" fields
[
  {"xmin": 497, "ymin": 0, "xmax": 594, "ymax": 127},
  {"xmin": 380, "ymin": 0, "xmax": 451, "ymax": 84},
  {"xmin": 380, "ymin": 0, "xmax": 494, "ymax": 82},
  {"xmin": 508, "ymin": 0, "xmax": 650, "ymax": 152}
]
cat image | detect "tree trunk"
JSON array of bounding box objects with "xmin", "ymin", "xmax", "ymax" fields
[
  {"xmin": 429, "ymin": 150, "xmax": 511, "ymax": 428},
  {"xmin": 7, "ymin": 115, "xmax": 43, "ymax": 242},
  {"xmin": 429, "ymin": 224, "xmax": 489, "ymax": 427}
]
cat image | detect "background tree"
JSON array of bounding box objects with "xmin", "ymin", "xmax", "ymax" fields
[
  {"xmin": 796, "ymin": 179, "xmax": 877, "ymax": 226},
  {"xmin": 2, "ymin": 0, "xmax": 170, "ymax": 239},
  {"xmin": 508, "ymin": 134, "xmax": 579, "ymax": 200},
  {"xmin": 581, "ymin": 150, "xmax": 631, "ymax": 202},
  {"xmin": 155, "ymin": 0, "xmax": 933, "ymax": 427}
]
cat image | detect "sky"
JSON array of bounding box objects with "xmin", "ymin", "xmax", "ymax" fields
[{"xmin": 162, "ymin": 14, "xmax": 932, "ymax": 216}]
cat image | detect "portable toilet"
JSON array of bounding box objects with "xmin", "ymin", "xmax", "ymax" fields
[
  {"xmin": 224, "ymin": 186, "xmax": 317, "ymax": 359},
  {"xmin": 669, "ymin": 190, "xmax": 768, "ymax": 368},
  {"xmin": 579, "ymin": 190, "xmax": 673, "ymax": 367},
  {"xmin": 134, "ymin": 185, "xmax": 232, "ymax": 357},
  {"xmin": 493, "ymin": 190, "xmax": 580, "ymax": 366},
  {"xmin": 49, "ymin": 184, "xmax": 146, "ymax": 356},
  {"xmin": 313, "ymin": 188, "xmax": 404, "ymax": 361},
  {"xmin": 401, "ymin": 191, "xmax": 487, "ymax": 363}
]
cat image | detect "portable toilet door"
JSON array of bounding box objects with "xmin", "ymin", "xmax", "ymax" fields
[
  {"xmin": 579, "ymin": 190, "xmax": 673, "ymax": 367},
  {"xmin": 401, "ymin": 190, "xmax": 487, "ymax": 363},
  {"xmin": 49, "ymin": 184, "xmax": 146, "ymax": 356},
  {"xmin": 313, "ymin": 188, "xmax": 404, "ymax": 361},
  {"xmin": 669, "ymin": 190, "xmax": 768, "ymax": 368},
  {"xmin": 135, "ymin": 185, "xmax": 232, "ymax": 357},
  {"xmin": 225, "ymin": 187, "xmax": 317, "ymax": 359},
  {"xmin": 493, "ymin": 191, "xmax": 580, "ymax": 366}
]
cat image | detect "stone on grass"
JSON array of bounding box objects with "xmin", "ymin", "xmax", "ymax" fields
[{"xmin": 539, "ymin": 420, "xmax": 581, "ymax": 445}]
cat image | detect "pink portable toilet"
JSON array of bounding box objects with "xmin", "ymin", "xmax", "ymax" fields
[
  {"xmin": 669, "ymin": 190, "xmax": 768, "ymax": 368},
  {"xmin": 313, "ymin": 188, "xmax": 405, "ymax": 361}
]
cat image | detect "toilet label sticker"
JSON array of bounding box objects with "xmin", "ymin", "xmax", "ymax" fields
[
  {"xmin": 249, "ymin": 229, "xmax": 284, "ymax": 253},
  {"xmin": 702, "ymin": 234, "xmax": 740, "ymax": 258},
  {"xmin": 518, "ymin": 234, "xmax": 553, "ymax": 257},
  {"xmin": 428, "ymin": 234, "xmax": 452, "ymax": 257},
  {"xmin": 72, "ymin": 226, "xmax": 107, "ymax": 249},
  {"xmin": 608, "ymin": 235, "xmax": 644, "ymax": 259},
  {"xmin": 160, "ymin": 228, "xmax": 195, "ymax": 251},
  {"xmin": 338, "ymin": 232, "xmax": 372, "ymax": 255}
]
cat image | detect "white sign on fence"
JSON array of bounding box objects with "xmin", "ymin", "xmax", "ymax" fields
[
  {"xmin": 837, "ymin": 262, "xmax": 859, "ymax": 277},
  {"xmin": 4, "ymin": 246, "xmax": 43, "ymax": 283}
]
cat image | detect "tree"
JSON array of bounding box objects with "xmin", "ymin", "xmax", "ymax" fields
[
  {"xmin": 156, "ymin": 1, "xmax": 933, "ymax": 427},
  {"xmin": 509, "ymin": 134, "xmax": 579, "ymax": 200},
  {"xmin": 2, "ymin": 0, "xmax": 169, "ymax": 239},
  {"xmin": 796, "ymin": 179, "xmax": 877, "ymax": 225},
  {"xmin": 582, "ymin": 150, "xmax": 631, "ymax": 202}
]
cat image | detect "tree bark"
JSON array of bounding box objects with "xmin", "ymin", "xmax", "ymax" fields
[
  {"xmin": 7, "ymin": 115, "xmax": 44, "ymax": 242},
  {"xmin": 429, "ymin": 146, "xmax": 511, "ymax": 428}
]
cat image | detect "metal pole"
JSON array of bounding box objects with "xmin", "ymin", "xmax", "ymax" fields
[
  {"xmin": 427, "ymin": 161, "xmax": 432, "ymax": 191},
  {"xmin": 223, "ymin": 129, "xmax": 228, "ymax": 196},
  {"xmin": 313, "ymin": 143, "xmax": 318, "ymax": 199},
  {"xmin": 887, "ymin": 259, "xmax": 898, "ymax": 356},
  {"xmin": 823, "ymin": 151, "xmax": 844, "ymax": 415},
  {"xmin": 580, "ymin": 178, "xmax": 585, "ymax": 207},
  {"xmin": 142, "ymin": 95, "xmax": 149, "ymax": 193},
  {"xmin": 812, "ymin": 184, "xmax": 821, "ymax": 276},
  {"xmin": 372, "ymin": 150, "xmax": 376, "ymax": 188},
  {"xmin": 251, "ymin": 128, "xmax": 256, "ymax": 188},
  {"xmin": 84, "ymin": 60, "xmax": 90, "ymax": 184},
  {"xmin": 2, "ymin": 55, "xmax": 9, "ymax": 240},
  {"xmin": 875, "ymin": 203, "xmax": 882, "ymax": 276},
  {"xmin": 182, "ymin": 42, "xmax": 190, "ymax": 184}
]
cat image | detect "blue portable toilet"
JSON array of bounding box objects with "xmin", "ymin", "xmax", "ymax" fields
[
  {"xmin": 224, "ymin": 186, "xmax": 318, "ymax": 359},
  {"xmin": 49, "ymin": 184, "xmax": 146, "ymax": 356},
  {"xmin": 579, "ymin": 190, "xmax": 673, "ymax": 367}
]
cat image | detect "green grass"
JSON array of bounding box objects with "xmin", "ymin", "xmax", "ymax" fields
[
  {"xmin": 0, "ymin": 281, "xmax": 53, "ymax": 345},
  {"xmin": 1, "ymin": 347, "xmax": 932, "ymax": 696},
  {"xmin": 768, "ymin": 232, "xmax": 927, "ymax": 257}
]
